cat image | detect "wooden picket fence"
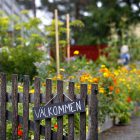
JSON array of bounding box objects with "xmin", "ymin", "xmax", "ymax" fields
[{"xmin": 0, "ymin": 73, "xmax": 98, "ymax": 140}]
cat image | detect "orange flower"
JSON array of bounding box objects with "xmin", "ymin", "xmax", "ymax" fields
[
  {"xmin": 18, "ymin": 130, "xmax": 23, "ymax": 137},
  {"xmin": 126, "ymin": 97, "xmax": 132, "ymax": 103},
  {"xmin": 54, "ymin": 124, "xmax": 58, "ymax": 129},
  {"xmin": 18, "ymin": 124, "xmax": 23, "ymax": 137},
  {"xmin": 115, "ymin": 88, "xmax": 120, "ymax": 94},
  {"xmin": 92, "ymin": 77, "xmax": 99, "ymax": 83},
  {"xmin": 113, "ymin": 79, "xmax": 117, "ymax": 85},
  {"xmin": 109, "ymin": 86, "xmax": 114, "ymax": 91}
]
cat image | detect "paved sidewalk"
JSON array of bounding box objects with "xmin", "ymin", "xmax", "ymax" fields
[{"xmin": 99, "ymin": 116, "xmax": 140, "ymax": 140}]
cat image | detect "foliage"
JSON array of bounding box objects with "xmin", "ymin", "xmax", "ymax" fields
[
  {"xmin": 75, "ymin": 0, "xmax": 140, "ymax": 45},
  {"xmin": 0, "ymin": 12, "xmax": 46, "ymax": 80},
  {"xmin": 35, "ymin": 51, "xmax": 140, "ymax": 126},
  {"xmin": 0, "ymin": 46, "xmax": 43, "ymax": 80}
]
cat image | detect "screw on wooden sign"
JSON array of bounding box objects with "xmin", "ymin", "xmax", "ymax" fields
[{"xmin": 33, "ymin": 99, "xmax": 85, "ymax": 120}]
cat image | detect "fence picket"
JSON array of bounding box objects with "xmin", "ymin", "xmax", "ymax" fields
[
  {"xmin": 87, "ymin": 84, "xmax": 98, "ymax": 140},
  {"xmin": 0, "ymin": 73, "xmax": 99, "ymax": 140},
  {"xmin": 80, "ymin": 84, "xmax": 87, "ymax": 140},
  {"xmin": 34, "ymin": 77, "xmax": 41, "ymax": 140},
  {"xmin": 45, "ymin": 79, "xmax": 52, "ymax": 140},
  {"xmin": 68, "ymin": 82, "xmax": 75, "ymax": 140},
  {"xmin": 12, "ymin": 74, "xmax": 18, "ymax": 139},
  {"xmin": 57, "ymin": 80, "xmax": 64, "ymax": 140},
  {"xmin": 0, "ymin": 73, "xmax": 6, "ymax": 140},
  {"xmin": 23, "ymin": 75, "xmax": 30, "ymax": 140}
]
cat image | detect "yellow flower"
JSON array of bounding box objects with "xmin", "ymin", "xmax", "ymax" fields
[
  {"xmin": 42, "ymin": 82, "xmax": 46, "ymax": 87},
  {"xmin": 80, "ymin": 76, "xmax": 85, "ymax": 82},
  {"xmin": 88, "ymin": 85, "xmax": 91, "ymax": 90},
  {"xmin": 101, "ymin": 65, "xmax": 106, "ymax": 68},
  {"xmin": 99, "ymin": 88, "xmax": 105, "ymax": 94},
  {"xmin": 57, "ymin": 74, "xmax": 63, "ymax": 80},
  {"xmin": 114, "ymin": 70, "xmax": 119, "ymax": 76},
  {"xmin": 103, "ymin": 72, "xmax": 109, "ymax": 78},
  {"xmin": 75, "ymin": 83, "xmax": 80, "ymax": 89},
  {"xmin": 18, "ymin": 85, "xmax": 23, "ymax": 92},
  {"xmin": 52, "ymin": 76, "xmax": 57, "ymax": 80},
  {"xmin": 73, "ymin": 50, "xmax": 79, "ymax": 55},
  {"xmin": 29, "ymin": 89, "xmax": 34, "ymax": 94}
]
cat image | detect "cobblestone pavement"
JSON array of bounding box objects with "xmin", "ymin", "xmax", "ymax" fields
[{"xmin": 99, "ymin": 116, "xmax": 140, "ymax": 140}]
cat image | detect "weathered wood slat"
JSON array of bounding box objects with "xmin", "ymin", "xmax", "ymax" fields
[
  {"xmin": 57, "ymin": 80, "xmax": 64, "ymax": 140},
  {"xmin": 0, "ymin": 73, "xmax": 7, "ymax": 140},
  {"xmin": 34, "ymin": 77, "xmax": 41, "ymax": 140},
  {"xmin": 0, "ymin": 73, "xmax": 99, "ymax": 140},
  {"xmin": 23, "ymin": 75, "xmax": 30, "ymax": 140},
  {"xmin": 87, "ymin": 84, "xmax": 98, "ymax": 140},
  {"xmin": 80, "ymin": 84, "xmax": 87, "ymax": 140},
  {"xmin": 12, "ymin": 74, "xmax": 18, "ymax": 139},
  {"xmin": 6, "ymin": 92, "xmax": 89, "ymax": 105},
  {"xmin": 45, "ymin": 79, "xmax": 52, "ymax": 140},
  {"xmin": 68, "ymin": 82, "xmax": 75, "ymax": 140}
]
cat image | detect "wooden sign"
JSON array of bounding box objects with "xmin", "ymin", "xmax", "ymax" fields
[{"xmin": 33, "ymin": 99, "xmax": 85, "ymax": 120}]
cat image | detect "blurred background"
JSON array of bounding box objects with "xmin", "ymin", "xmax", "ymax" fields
[{"xmin": 0, "ymin": 0, "xmax": 140, "ymax": 79}]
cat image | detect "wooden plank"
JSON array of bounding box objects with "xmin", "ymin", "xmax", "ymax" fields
[
  {"xmin": 34, "ymin": 77, "xmax": 40, "ymax": 140},
  {"xmin": 12, "ymin": 74, "xmax": 18, "ymax": 140},
  {"xmin": 23, "ymin": 75, "xmax": 30, "ymax": 140},
  {"xmin": 80, "ymin": 84, "xmax": 87, "ymax": 140},
  {"xmin": 57, "ymin": 80, "xmax": 64, "ymax": 140},
  {"xmin": 7, "ymin": 92, "xmax": 89, "ymax": 105},
  {"xmin": 68, "ymin": 82, "xmax": 75, "ymax": 140},
  {"xmin": 0, "ymin": 73, "xmax": 7, "ymax": 140},
  {"xmin": 45, "ymin": 79, "xmax": 52, "ymax": 140},
  {"xmin": 87, "ymin": 84, "xmax": 98, "ymax": 140}
]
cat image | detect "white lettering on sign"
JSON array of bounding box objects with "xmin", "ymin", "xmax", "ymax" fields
[
  {"xmin": 76, "ymin": 100, "xmax": 82, "ymax": 111},
  {"xmin": 33, "ymin": 99, "xmax": 85, "ymax": 120},
  {"xmin": 48, "ymin": 107, "xmax": 53, "ymax": 116},
  {"xmin": 58, "ymin": 105, "xmax": 65, "ymax": 114}
]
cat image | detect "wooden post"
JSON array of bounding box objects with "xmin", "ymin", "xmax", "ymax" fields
[
  {"xmin": 34, "ymin": 77, "xmax": 40, "ymax": 140},
  {"xmin": 23, "ymin": 75, "xmax": 30, "ymax": 140},
  {"xmin": 87, "ymin": 84, "xmax": 98, "ymax": 140},
  {"xmin": 80, "ymin": 84, "xmax": 87, "ymax": 140},
  {"xmin": 12, "ymin": 74, "xmax": 18, "ymax": 140},
  {"xmin": 0, "ymin": 73, "xmax": 6, "ymax": 140},
  {"xmin": 68, "ymin": 82, "xmax": 75, "ymax": 140},
  {"xmin": 45, "ymin": 79, "xmax": 52, "ymax": 140},
  {"xmin": 57, "ymin": 80, "xmax": 64, "ymax": 140},
  {"xmin": 66, "ymin": 14, "xmax": 70, "ymax": 63},
  {"xmin": 55, "ymin": 9, "xmax": 60, "ymax": 76}
]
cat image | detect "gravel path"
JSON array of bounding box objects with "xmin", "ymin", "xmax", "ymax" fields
[{"xmin": 99, "ymin": 116, "xmax": 140, "ymax": 140}]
